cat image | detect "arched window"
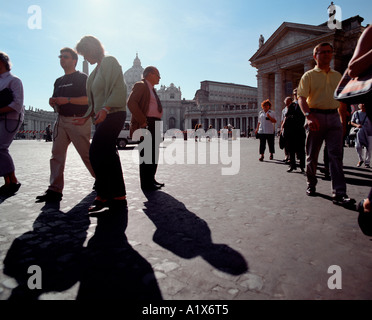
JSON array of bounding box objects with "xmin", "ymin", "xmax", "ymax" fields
[{"xmin": 169, "ymin": 117, "xmax": 176, "ymax": 129}]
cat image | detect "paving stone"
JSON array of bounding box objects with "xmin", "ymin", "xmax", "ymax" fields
[{"xmin": 0, "ymin": 139, "xmax": 371, "ymax": 300}]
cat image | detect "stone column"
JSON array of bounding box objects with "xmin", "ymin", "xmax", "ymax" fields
[
  {"xmin": 257, "ymin": 73, "xmax": 269, "ymax": 107},
  {"xmin": 274, "ymin": 70, "xmax": 284, "ymax": 130}
]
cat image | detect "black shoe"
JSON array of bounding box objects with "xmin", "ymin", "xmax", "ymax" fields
[
  {"xmin": 332, "ymin": 195, "xmax": 356, "ymax": 207},
  {"xmin": 154, "ymin": 180, "xmax": 165, "ymax": 188},
  {"xmin": 141, "ymin": 184, "xmax": 161, "ymax": 191},
  {"xmin": 0, "ymin": 183, "xmax": 21, "ymax": 196},
  {"xmin": 36, "ymin": 190, "xmax": 63, "ymax": 203},
  {"xmin": 300, "ymin": 168, "xmax": 305, "ymax": 173},
  {"xmin": 306, "ymin": 186, "xmax": 316, "ymax": 197},
  {"xmin": 287, "ymin": 167, "xmax": 295, "ymax": 172}
]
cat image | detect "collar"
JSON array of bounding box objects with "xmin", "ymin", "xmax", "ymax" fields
[
  {"xmin": 145, "ymin": 79, "xmax": 154, "ymax": 89},
  {"xmin": 313, "ymin": 66, "xmax": 337, "ymax": 74},
  {"xmin": 0, "ymin": 71, "xmax": 10, "ymax": 79}
]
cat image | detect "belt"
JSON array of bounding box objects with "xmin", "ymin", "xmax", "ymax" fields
[
  {"xmin": 59, "ymin": 113, "xmax": 86, "ymax": 117},
  {"xmin": 310, "ymin": 109, "xmax": 338, "ymax": 114},
  {"xmin": 147, "ymin": 117, "xmax": 161, "ymax": 121}
]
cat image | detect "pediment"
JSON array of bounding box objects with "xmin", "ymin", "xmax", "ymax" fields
[{"xmin": 251, "ymin": 22, "xmax": 334, "ymax": 64}]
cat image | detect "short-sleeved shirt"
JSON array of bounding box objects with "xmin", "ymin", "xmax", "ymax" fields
[
  {"xmin": 297, "ymin": 66, "xmax": 341, "ymax": 110},
  {"xmin": 258, "ymin": 110, "xmax": 275, "ymax": 134},
  {"xmin": 351, "ymin": 110, "xmax": 372, "ymax": 136},
  {"xmin": 281, "ymin": 107, "xmax": 288, "ymax": 122},
  {"xmin": 53, "ymin": 71, "xmax": 88, "ymax": 117},
  {"xmin": 0, "ymin": 71, "xmax": 24, "ymax": 121}
]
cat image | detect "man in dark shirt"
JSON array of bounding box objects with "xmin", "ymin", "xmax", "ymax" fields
[{"xmin": 36, "ymin": 48, "xmax": 95, "ymax": 202}]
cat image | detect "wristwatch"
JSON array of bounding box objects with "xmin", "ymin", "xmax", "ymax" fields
[{"xmin": 304, "ymin": 112, "xmax": 310, "ymax": 117}]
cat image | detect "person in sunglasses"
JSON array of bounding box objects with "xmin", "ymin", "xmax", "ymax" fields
[{"xmin": 36, "ymin": 47, "xmax": 95, "ymax": 203}]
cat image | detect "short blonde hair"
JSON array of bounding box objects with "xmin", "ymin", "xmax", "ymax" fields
[{"xmin": 76, "ymin": 36, "xmax": 105, "ymax": 61}]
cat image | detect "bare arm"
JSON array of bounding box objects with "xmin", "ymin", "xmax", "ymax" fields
[
  {"xmin": 51, "ymin": 96, "xmax": 89, "ymax": 106},
  {"xmin": 348, "ymin": 25, "xmax": 372, "ymax": 78}
]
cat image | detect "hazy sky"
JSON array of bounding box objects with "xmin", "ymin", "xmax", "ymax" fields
[{"xmin": 2, "ymin": 0, "xmax": 372, "ymax": 111}]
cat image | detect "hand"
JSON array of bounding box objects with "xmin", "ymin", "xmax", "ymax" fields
[
  {"xmin": 363, "ymin": 198, "xmax": 371, "ymax": 213},
  {"xmin": 49, "ymin": 98, "xmax": 57, "ymax": 107},
  {"xmin": 306, "ymin": 114, "xmax": 320, "ymax": 131},
  {"xmin": 94, "ymin": 109, "xmax": 108, "ymax": 125},
  {"xmin": 54, "ymin": 97, "xmax": 69, "ymax": 106}
]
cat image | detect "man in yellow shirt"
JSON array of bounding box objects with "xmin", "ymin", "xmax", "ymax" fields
[{"xmin": 298, "ymin": 42, "xmax": 355, "ymax": 206}]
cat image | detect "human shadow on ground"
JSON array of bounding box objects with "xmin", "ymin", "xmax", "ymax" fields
[
  {"xmin": 142, "ymin": 191, "xmax": 248, "ymax": 276},
  {"xmin": 0, "ymin": 192, "xmax": 18, "ymax": 204},
  {"xmin": 77, "ymin": 204, "xmax": 162, "ymax": 300},
  {"xmin": 3, "ymin": 193, "xmax": 162, "ymax": 300},
  {"xmin": 3, "ymin": 193, "xmax": 94, "ymax": 300}
]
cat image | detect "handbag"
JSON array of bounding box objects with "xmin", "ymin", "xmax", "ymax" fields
[
  {"xmin": 334, "ymin": 68, "xmax": 372, "ymax": 104},
  {"xmin": 349, "ymin": 126, "xmax": 359, "ymax": 138},
  {"xmin": 0, "ymin": 88, "xmax": 13, "ymax": 108}
]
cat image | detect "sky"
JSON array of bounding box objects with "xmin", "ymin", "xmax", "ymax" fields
[{"xmin": 2, "ymin": 0, "xmax": 372, "ymax": 111}]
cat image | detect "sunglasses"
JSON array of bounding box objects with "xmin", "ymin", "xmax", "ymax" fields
[{"xmin": 58, "ymin": 54, "xmax": 71, "ymax": 59}]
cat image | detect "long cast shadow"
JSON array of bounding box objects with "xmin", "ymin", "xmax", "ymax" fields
[
  {"xmin": 3, "ymin": 194, "xmax": 162, "ymax": 300},
  {"xmin": 143, "ymin": 191, "xmax": 248, "ymax": 276},
  {"xmin": 77, "ymin": 204, "xmax": 162, "ymax": 300},
  {"xmin": 3, "ymin": 193, "xmax": 94, "ymax": 300}
]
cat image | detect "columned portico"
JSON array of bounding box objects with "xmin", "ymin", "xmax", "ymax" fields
[{"xmin": 250, "ymin": 17, "xmax": 365, "ymax": 131}]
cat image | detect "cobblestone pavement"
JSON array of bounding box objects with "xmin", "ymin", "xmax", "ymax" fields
[{"xmin": 0, "ymin": 138, "xmax": 372, "ymax": 300}]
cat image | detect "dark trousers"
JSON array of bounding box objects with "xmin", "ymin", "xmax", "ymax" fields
[
  {"xmin": 259, "ymin": 134, "xmax": 275, "ymax": 155},
  {"xmin": 287, "ymin": 134, "xmax": 306, "ymax": 169},
  {"xmin": 306, "ymin": 112, "xmax": 346, "ymax": 196},
  {"xmin": 139, "ymin": 117, "xmax": 162, "ymax": 187},
  {"xmin": 90, "ymin": 111, "xmax": 126, "ymax": 200}
]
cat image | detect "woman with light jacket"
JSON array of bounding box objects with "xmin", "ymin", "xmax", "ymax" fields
[{"xmin": 74, "ymin": 36, "xmax": 127, "ymax": 213}]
